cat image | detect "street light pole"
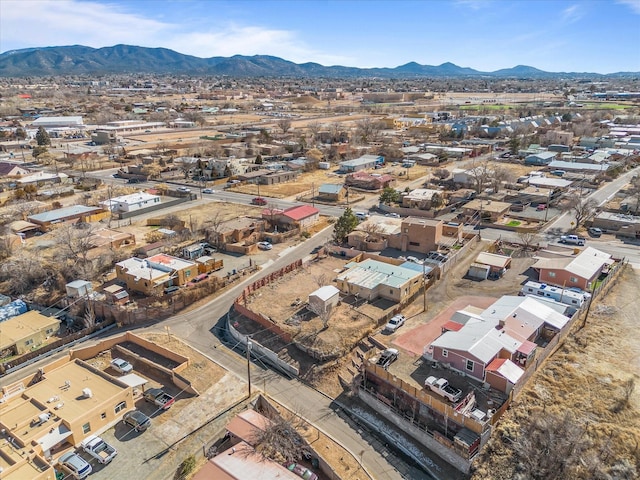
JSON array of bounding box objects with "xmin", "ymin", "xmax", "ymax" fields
[{"xmin": 246, "ymin": 338, "xmax": 252, "ymax": 397}]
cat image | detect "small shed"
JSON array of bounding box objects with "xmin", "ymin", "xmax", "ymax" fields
[
  {"xmin": 65, "ymin": 280, "xmax": 93, "ymax": 298},
  {"xmin": 467, "ymin": 263, "xmax": 490, "ymax": 281},
  {"xmin": 103, "ymin": 284, "xmax": 130, "ymax": 306},
  {"xmin": 308, "ymin": 285, "xmax": 340, "ymax": 314},
  {"xmin": 474, "ymin": 252, "xmax": 512, "ymax": 278}
]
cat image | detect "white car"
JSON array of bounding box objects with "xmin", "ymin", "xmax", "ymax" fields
[
  {"xmin": 59, "ymin": 452, "xmax": 92, "ymax": 479},
  {"xmin": 202, "ymin": 188, "xmax": 215, "ymax": 194},
  {"xmin": 110, "ymin": 358, "xmax": 133, "ymax": 374},
  {"xmin": 177, "ymin": 186, "xmax": 191, "ymax": 193},
  {"xmin": 385, "ymin": 314, "xmax": 406, "ymax": 332},
  {"xmin": 257, "ymin": 241, "xmax": 273, "ymax": 250}
]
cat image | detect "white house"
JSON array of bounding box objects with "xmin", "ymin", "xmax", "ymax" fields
[{"xmin": 102, "ymin": 192, "xmax": 161, "ymax": 213}]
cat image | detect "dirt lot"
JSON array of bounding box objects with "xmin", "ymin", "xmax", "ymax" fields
[
  {"xmin": 228, "ymin": 169, "xmax": 344, "ymax": 199},
  {"xmin": 470, "ymin": 266, "xmax": 640, "ymax": 480},
  {"xmin": 243, "ymin": 255, "xmax": 379, "ymax": 358}
]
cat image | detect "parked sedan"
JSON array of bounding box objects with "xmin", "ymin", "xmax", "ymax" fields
[
  {"xmin": 257, "ymin": 241, "xmax": 273, "ymax": 250},
  {"xmin": 384, "ymin": 314, "xmax": 406, "ymax": 333},
  {"xmin": 110, "ymin": 358, "xmax": 133, "ymax": 374}
]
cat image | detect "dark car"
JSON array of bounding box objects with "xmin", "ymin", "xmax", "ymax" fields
[
  {"xmin": 123, "ymin": 410, "xmax": 151, "ymax": 432},
  {"xmin": 164, "ymin": 286, "xmax": 179, "ymax": 295},
  {"xmin": 127, "ymin": 178, "xmax": 141, "ymax": 184}
]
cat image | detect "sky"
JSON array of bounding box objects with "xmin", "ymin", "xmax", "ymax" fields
[{"xmin": 1, "ymin": 0, "xmax": 639, "ymax": 74}]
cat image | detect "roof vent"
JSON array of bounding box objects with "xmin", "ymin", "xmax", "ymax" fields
[{"xmin": 82, "ymin": 388, "xmax": 93, "ymax": 399}]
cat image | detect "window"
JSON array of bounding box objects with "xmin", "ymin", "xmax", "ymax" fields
[
  {"xmin": 186, "ymin": 271, "xmax": 191, "ymax": 277},
  {"xmin": 46, "ymin": 328, "xmax": 55, "ymax": 334},
  {"xmin": 82, "ymin": 422, "xmax": 91, "ymax": 434},
  {"xmin": 114, "ymin": 401, "xmax": 126, "ymax": 414},
  {"xmin": 409, "ymin": 241, "xmax": 420, "ymax": 246},
  {"xmin": 442, "ymin": 349, "xmax": 448, "ymax": 358},
  {"xmin": 466, "ymin": 359, "xmax": 474, "ymax": 371},
  {"xmin": 570, "ymin": 277, "xmax": 578, "ymax": 283},
  {"xmin": 25, "ymin": 339, "xmax": 34, "ymax": 346},
  {"xmin": 548, "ymin": 272, "xmax": 556, "ymax": 278},
  {"xmin": 100, "ymin": 412, "xmax": 107, "ymax": 420},
  {"xmin": 403, "ymin": 228, "xmax": 409, "ymax": 233}
]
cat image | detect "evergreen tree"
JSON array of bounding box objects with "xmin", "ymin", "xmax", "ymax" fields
[
  {"xmin": 333, "ymin": 208, "xmax": 359, "ymax": 244},
  {"xmin": 36, "ymin": 127, "xmax": 51, "ymax": 146}
]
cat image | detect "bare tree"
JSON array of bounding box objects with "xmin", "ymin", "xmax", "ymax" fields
[
  {"xmin": 354, "ymin": 118, "xmax": 382, "ymax": 145},
  {"xmin": 306, "ymin": 121, "xmax": 322, "ymax": 143},
  {"xmin": 362, "ymin": 222, "xmax": 383, "ymax": 241},
  {"xmin": 203, "ymin": 211, "xmax": 225, "ymax": 246},
  {"xmin": 517, "ymin": 231, "xmax": 540, "ymax": 253},
  {"xmin": 491, "ymin": 166, "xmax": 513, "ymax": 193},
  {"xmin": 564, "ymin": 196, "xmax": 597, "ymax": 229},
  {"xmin": 512, "ymin": 412, "xmax": 591, "ymax": 480},
  {"xmin": 468, "ymin": 162, "xmax": 491, "ymax": 193},
  {"xmin": 312, "ymin": 273, "xmax": 328, "ymax": 288},
  {"xmin": 58, "ymin": 223, "xmax": 96, "ymax": 279},
  {"xmin": 249, "ymin": 409, "xmax": 312, "ymax": 464},
  {"xmin": 277, "ymin": 118, "xmax": 292, "ymax": 134}
]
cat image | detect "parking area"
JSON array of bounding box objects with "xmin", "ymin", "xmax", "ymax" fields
[{"xmin": 74, "ymin": 334, "xmax": 247, "ymax": 480}]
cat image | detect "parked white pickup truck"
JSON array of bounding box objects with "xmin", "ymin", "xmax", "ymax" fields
[
  {"xmin": 560, "ymin": 234, "xmax": 585, "ymax": 246},
  {"xmin": 81, "ymin": 435, "xmax": 117, "ymax": 464},
  {"xmin": 425, "ymin": 376, "xmax": 463, "ymax": 402}
]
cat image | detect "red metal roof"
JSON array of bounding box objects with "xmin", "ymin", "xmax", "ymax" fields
[
  {"xmin": 486, "ymin": 358, "xmax": 507, "ymax": 371},
  {"xmin": 283, "ymin": 205, "xmax": 319, "ymax": 221},
  {"xmin": 442, "ymin": 320, "xmax": 464, "ymax": 332}
]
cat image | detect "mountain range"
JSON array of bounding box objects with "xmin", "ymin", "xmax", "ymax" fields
[{"xmin": 0, "ymin": 44, "xmax": 636, "ymax": 78}]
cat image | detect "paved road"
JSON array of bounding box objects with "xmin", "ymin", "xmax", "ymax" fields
[{"xmin": 135, "ymin": 228, "xmax": 414, "ymax": 479}]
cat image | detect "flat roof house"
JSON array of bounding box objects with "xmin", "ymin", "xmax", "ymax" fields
[
  {"xmin": 101, "ymin": 191, "xmax": 161, "ymax": 213},
  {"xmin": 339, "ymin": 154, "xmax": 384, "ymax": 173},
  {"xmin": 0, "ymin": 357, "xmax": 132, "ymax": 480},
  {"xmin": 27, "ymin": 205, "xmax": 106, "ymax": 229},
  {"xmin": 0, "ymin": 311, "xmax": 60, "ymax": 356},
  {"xmin": 115, "ymin": 254, "xmax": 198, "ymax": 295},
  {"xmin": 336, "ymin": 258, "xmax": 423, "ymax": 303}
]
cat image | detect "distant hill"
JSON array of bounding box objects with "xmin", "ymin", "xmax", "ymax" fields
[{"xmin": 0, "ymin": 44, "xmax": 635, "ymax": 78}]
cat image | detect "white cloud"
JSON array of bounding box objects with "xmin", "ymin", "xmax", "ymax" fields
[
  {"xmin": 0, "ymin": 0, "xmax": 350, "ymax": 65},
  {"xmin": 454, "ymin": 0, "xmax": 492, "ymax": 10},
  {"xmin": 617, "ymin": 0, "xmax": 640, "ymax": 14},
  {"xmin": 561, "ymin": 4, "xmax": 585, "ymax": 24}
]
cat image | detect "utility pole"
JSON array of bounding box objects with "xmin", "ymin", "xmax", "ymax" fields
[{"xmin": 246, "ymin": 338, "xmax": 252, "ymax": 397}]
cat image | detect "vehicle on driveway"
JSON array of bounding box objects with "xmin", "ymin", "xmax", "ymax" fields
[
  {"xmin": 284, "ymin": 462, "xmax": 318, "ymax": 480},
  {"xmin": 425, "ymin": 376, "xmax": 463, "ymax": 402},
  {"xmin": 376, "ymin": 348, "xmax": 399, "ymax": 369},
  {"xmin": 384, "ymin": 314, "xmax": 406, "ymax": 333},
  {"xmin": 81, "ymin": 435, "xmax": 118, "ymax": 464},
  {"xmin": 257, "ymin": 241, "xmax": 273, "ymax": 250},
  {"xmin": 123, "ymin": 410, "xmax": 151, "ymax": 432},
  {"xmin": 110, "ymin": 358, "xmax": 133, "ymax": 374},
  {"xmin": 143, "ymin": 388, "xmax": 175, "ymax": 410},
  {"xmin": 59, "ymin": 452, "xmax": 92, "ymax": 479},
  {"xmin": 588, "ymin": 227, "xmax": 602, "ymax": 237}
]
